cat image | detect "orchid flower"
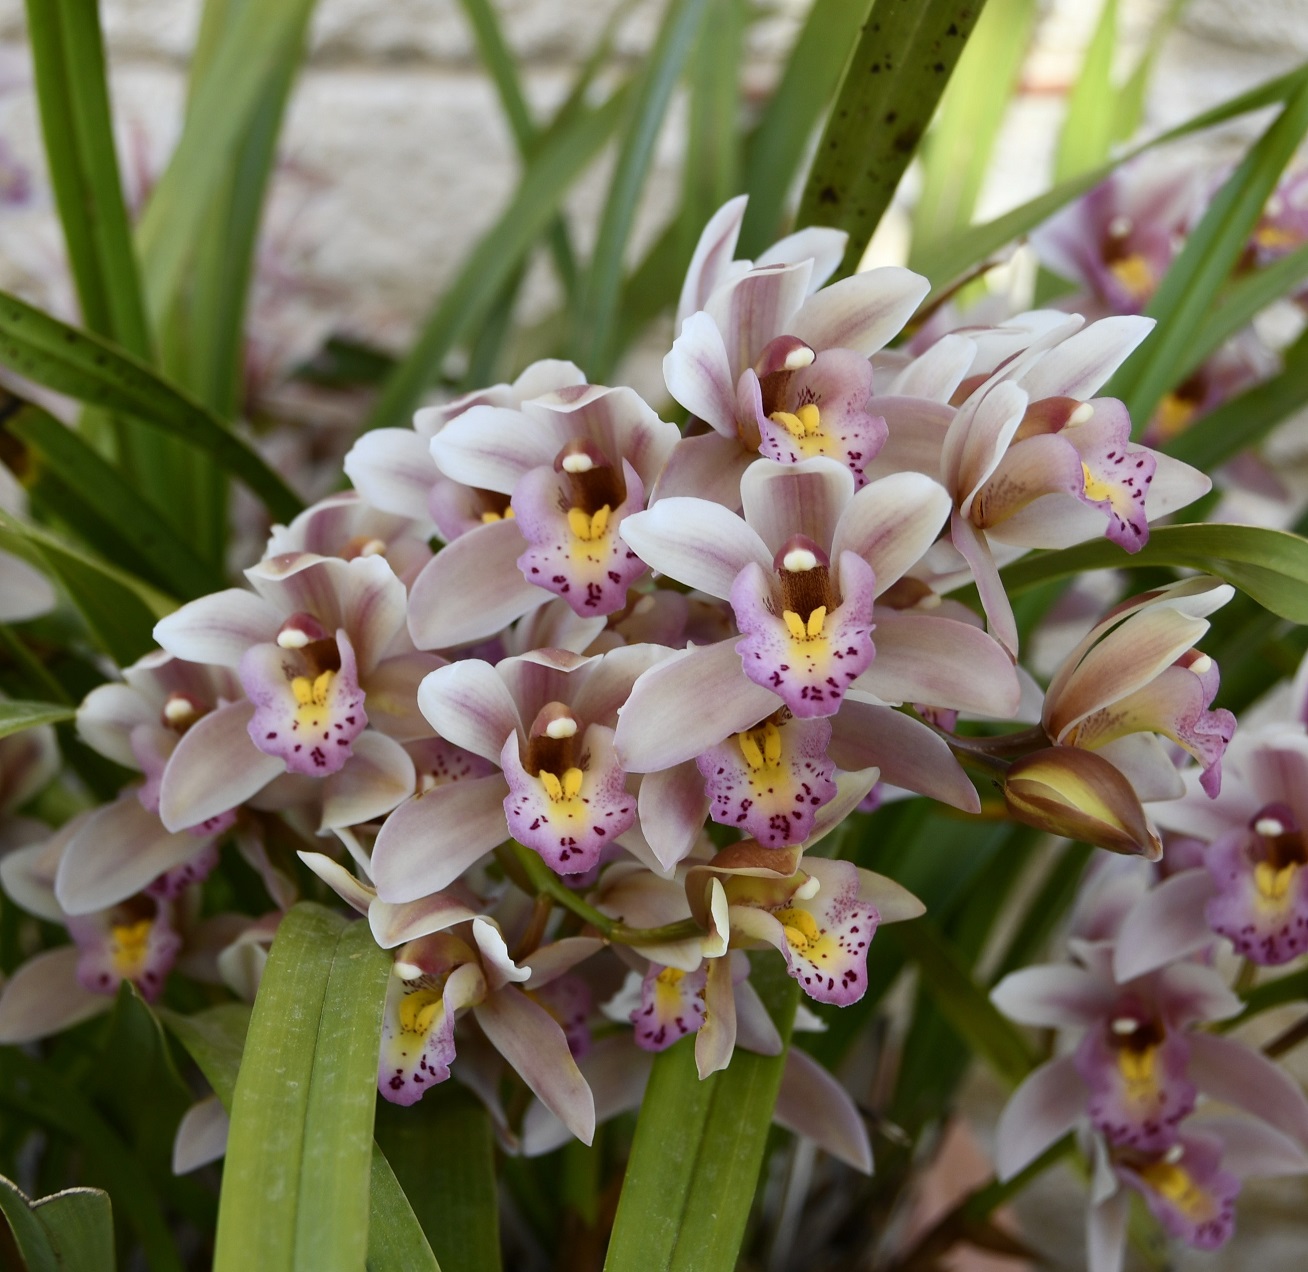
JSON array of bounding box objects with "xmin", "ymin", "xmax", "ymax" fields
[
  {"xmin": 661, "ymin": 201, "xmax": 925, "ymax": 505},
  {"xmin": 153, "ymin": 552, "xmax": 434, "ymax": 834},
  {"xmin": 403, "ymin": 383, "xmax": 680, "ymax": 648},
  {"xmin": 616, "ymin": 457, "xmax": 1015, "ymax": 817},
  {"xmin": 368, "ymin": 645, "xmax": 667, "ymax": 902},
  {"xmin": 343, "ymin": 358, "xmax": 586, "ymax": 537}
]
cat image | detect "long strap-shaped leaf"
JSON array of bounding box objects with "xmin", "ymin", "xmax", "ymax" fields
[
  {"xmin": 212, "ymin": 905, "xmax": 393, "ymax": 1272},
  {"xmin": 135, "ymin": 0, "xmax": 319, "ymax": 324},
  {"xmin": 0, "ymin": 289, "xmax": 302, "ymax": 523},
  {"xmin": 738, "ymin": 0, "xmax": 874, "ymax": 256},
  {"xmin": 604, "ymin": 964, "xmax": 798, "ymax": 1272},
  {"xmin": 363, "ymin": 88, "xmax": 628, "ymax": 435},
  {"xmin": 23, "ymin": 0, "xmax": 151, "ymax": 360},
  {"xmin": 164, "ymin": 1003, "xmax": 439, "ymax": 1272},
  {"xmin": 915, "ymin": 64, "xmax": 1308, "ymax": 304},
  {"xmin": 794, "ymin": 0, "xmax": 991, "ymax": 278},
  {"xmin": 6, "ymin": 401, "xmax": 228, "ymax": 598},
  {"xmin": 571, "ymin": 0, "xmax": 709, "ymax": 378},
  {"xmin": 1111, "ymin": 74, "xmax": 1308, "ymax": 432},
  {"xmin": 999, "ymin": 523, "xmax": 1308, "ymax": 625}
]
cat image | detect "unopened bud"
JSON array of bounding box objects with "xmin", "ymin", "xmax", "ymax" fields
[{"xmin": 1002, "ymin": 747, "xmax": 1161, "ymax": 859}]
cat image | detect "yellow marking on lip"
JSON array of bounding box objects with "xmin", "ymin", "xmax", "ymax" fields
[
  {"xmin": 292, "ymin": 669, "xmax": 337, "ymax": 729},
  {"xmin": 540, "ymin": 767, "xmax": 584, "ymax": 803},
  {"xmin": 110, "ymin": 919, "xmax": 154, "ymax": 976},
  {"xmin": 398, "ymin": 987, "xmax": 444, "ymax": 1035},
  {"xmin": 567, "ymin": 505, "xmax": 611, "ymax": 542},
  {"xmin": 1107, "ymin": 253, "xmax": 1155, "ymax": 301}
]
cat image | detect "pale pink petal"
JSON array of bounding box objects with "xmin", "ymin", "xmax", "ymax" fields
[
  {"xmin": 320, "ymin": 731, "xmax": 416, "ymax": 829},
  {"xmin": 854, "ymin": 867, "xmax": 925, "ymax": 923},
  {"xmin": 1086, "ymin": 1190, "xmax": 1129, "ymax": 1272},
  {"xmin": 343, "ymin": 428, "xmax": 440, "ymax": 525},
  {"xmin": 1201, "ymin": 1116, "xmax": 1308, "ymax": 1177},
  {"xmin": 369, "ymin": 892, "xmax": 478, "ymax": 948},
  {"xmin": 863, "ymin": 396, "xmax": 952, "ymax": 481},
  {"xmin": 430, "ymin": 405, "xmax": 562, "ymax": 491},
  {"xmin": 476, "ymin": 987, "xmax": 596, "ymax": 1144},
  {"xmin": 522, "ymin": 936, "xmax": 606, "ymax": 989},
  {"xmin": 694, "ymin": 955, "xmax": 738, "ymax": 1078},
  {"xmin": 949, "ymin": 510, "xmax": 1018, "ymax": 656},
  {"xmin": 887, "ymin": 334, "xmax": 977, "ymax": 401},
  {"xmin": 297, "ymin": 851, "xmax": 374, "ymax": 915},
  {"xmin": 369, "ymin": 774, "xmax": 509, "ymax": 903},
  {"xmin": 472, "ymin": 919, "xmax": 531, "ymax": 992},
  {"xmin": 832, "ymin": 471, "xmax": 951, "ymax": 594},
  {"xmin": 153, "ymin": 590, "xmax": 281, "ymax": 666},
  {"xmin": 0, "ymin": 946, "xmax": 110, "ymax": 1043},
  {"xmin": 0, "ymin": 552, "xmax": 55, "ymax": 622},
  {"xmin": 614, "ymin": 639, "xmax": 779, "ymax": 772},
  {"xmin": 406, "ymin": 519, "xmax": 544, "ymax": 650},
  {"xmin": 677, "ymin": 196, "xmax": 746, "ymax": 328},
  {"xmin": 990, "ymin": 964, "xmax": 1117, "ymax": 1027},
  {"xmin": 1146, "ymin": 450, "xmax": 1211, "ymax": 518},
  {"xmin": 56, "ymin": 796, "xmax": 213, "ymax": 915},
  {"xmin": 618, "ymin": 499, "xmax": 769, "ymax": 599},
  {"xmin": 756, "ymin": 226, "xmax": 848, "ymax": 288},
  {"xmin": 789, "ymin": 267, "xmax": 929, "ymax": 355},
  {"xmin": 638, "ymin": 762, "xmax": 710, "ymax": 872},
  {"xmin": 158, "ymin": 701, "xmax": 284, "ymax": 832},
  {"xmin": 995, "ymin": 1054, "xmax": 1086, "ymax": 1179},
  {"xmin": 1187, "ymin": 1032, "xmax": 1308, "ymax": 1147},
  {"xmin": 362, "ymin": 652, "xmax": 445, "ymax": 742},
  {"xmin": 77, "ymin": 683, "xmax": 155, "ymax": 767},
  {"xmin": 664, "ymin": 311, "xmax": 741, "ymax": 436},
  {"xmin": 172, "ymin": 1096, "xmax": 230, "ymax": 1174},
  {"xmin": 649, "ymin": 430, "xmax": 755, "ymax": 506},
  {"xmin": 739, "ymin": 456, "xmax": 853, "ymax": 557},
  {"xmin": 1112, "ymin": 868, "xmax": 1217, "ymax": 982},
  {"xmin": 416, "ymin": 659, "xmax": 521, "ymax": 764},
  {"xmin": 706, "ymin": 261, "xmax": 813, "ymax": 378},
  {"xmin": 828, "ymin": 699, "xmax": 979, "ymax": 812},
  {"xmin": 775, "ymin": 1047, "xmax": 873, "ymax": 1172},
  {"xmin": 520, "ymin": 1036, "xmax": 651, "ymax": 1156},
  {"xmin": 1016, "ymin": 316, "xmax": 1153, "ymax": 401},
  {"xmin": 941, "ymin": 381, "xmax": 1029, "ymax": 508},
  {"xmin": 855, "ymin": 612, "xmax": 1020, "ymax": 717}
]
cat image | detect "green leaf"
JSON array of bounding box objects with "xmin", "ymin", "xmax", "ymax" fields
[
  {"xmin": 738, "ymin": 0, "xmax": 873, "ymax": 256},
  {"xmin": 136, "ymin": 0, "xmax": 318, "ymax": 324},
  {"xmin": 604, "ymin": 961, "xmax": 798, "ymax": 1272},
  {"xmin": 795, "ymin": 0, "xmax": 992, "ymax": 278},
  {"xmin": 909, "ymin": 0, "xmax": 1037, "ymax": 261},
  {"xmin": 363, "ymin": 87, "xmax": 627, "ymax": 435},
  {"xmin": 30, "ymin": 1189, "xmax": 116, "ymax": 1272},
  {"xmin": 680, "ymin": 0, "xmax": 744, "ymax": 263},
  {"xmin": 0, "ymin": 289, "xmax": 303, "ymax": 523},
  {"xmin": 0, "ymin": 1173, "xmax": 59, "ymax": 1272},
  {"xmin": 5, "ymin": 402, "xmax": 227, "ymax": 598},
  {"xmin": 886, "ymin": 921, "xmax": 1036, "ymax": 1086},
  {"xmin": 1110, "ymin": 0, "xmax": 1188, "ymax": 143},
  {"xmin": 1111, "ymin": 74, "xmax": 1308, "ymax": 431},
  {"xmin": 1180, "ymin": 241, "xmax": 1308, "ymax": 386},
  {"xmin": 0, "ymin": 1048, "xmax": 182, "ymax": 1272},
  {"xmin": 1000, "ymin": 523, "xmax": 1308, "ymax": 625},
  {"xmin": 0, "ymin": 509, "xmax": 165, "ymax": 666},
  {"xmin": 213, "ymin": 904, "xmax": 393, "ymax": 1272},
  {"xmin": 293, "ymin": 920, "xmax": 393, "ymax": 1270},
  {"xmin": 571, "ymin": 0, "xmax": 709, "ymax": 377},
  {"xmin": 165, "ymin": 1002, "xmax": 440, "ymax": 1272},
  {"xmin": 376, "ymin": 1086, "xmax": 499, "ymax": 1272},
  {"xmin": 23, "ymin": 0, "xmax": 151, "ymax": 361},
  {"xmin": 915, "ymin": 63, "xmax": 1308, "ymax": 304},
  {"xmin": 0, "ymin": 698, "xmax": 75, "ymax": 739},
  {"xmin": 1164, "ymin": 333, "xmax": 1308, "ymax": 472},
  {"xmin": 1053, "ymin": 0, "xmax": 1118, "ymax": 182}
]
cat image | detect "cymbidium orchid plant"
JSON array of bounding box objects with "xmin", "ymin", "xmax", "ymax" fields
[{"xmin": 3, "ymin": 4, "xmax": 1308, "ymax": 1270}]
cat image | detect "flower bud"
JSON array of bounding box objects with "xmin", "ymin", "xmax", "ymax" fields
[{"xmin": 1002, "ymin": 747, "xmax": 1161, "ymax": 859}]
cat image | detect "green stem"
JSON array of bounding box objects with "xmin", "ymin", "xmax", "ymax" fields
[{"xmin": 501, "ymin": 841, "xmax": 706, "ymax": 947}]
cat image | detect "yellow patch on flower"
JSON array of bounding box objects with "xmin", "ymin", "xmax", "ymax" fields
[
  {"xmin": 738, "ymin": 720, "xmax": 783, "ymax": 774},
  {"xmin": 481, "ymin": 506, "xmax": 516, "ymax": 524},
  {"xmin": 1254, "ymin": 859, "xmax": 1297, "ymax": 906},
  {"xmin": 1153, "ymin": 393, "xmax": 1197, "ymax": 442},
  {"xmin": 782, "ymin": 606, "xmax": 827, "ymax": 642},
  {"xmin": 398, "ymin": 987, "xmax": 444, "ymax": 1036},
  {"xmin": 110, "ymin": 919, "xmax": 154, "ymax": 978},
  {"xmin": 567, "ymin": 504, "xmax": 611, "ymax": 543},
  {"xmin": 774, "ymin": 906, "xmax": 836, "ymax": 964},
  {"xmin": 1107, "ymin": 253, "xmax": 1156, "ymax": 302},
  {"xmin": 769, "ymin": 404, "xmax": 838, "ymax": 459},
  {"xmin": 1137, "ymin": 1160, "xmax": 1219, "ymax": 1221},
  {"xmin": 291, "ymin": 669, "xmax": 337, "ymax": 731},
  {"xmin": 1117, "ymin": 1044, "xmax": 1159, "ymax": 1098}
]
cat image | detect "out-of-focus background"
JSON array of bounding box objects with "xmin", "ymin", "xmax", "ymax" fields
[{"xmin": 1, "ymin": 0, "xmax": 1306, "ymax": 403}]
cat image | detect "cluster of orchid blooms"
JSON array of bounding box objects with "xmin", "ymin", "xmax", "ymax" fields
[{"xmin": 2, "ymin": 182, "xmax": 1307, "ymax": 1264}]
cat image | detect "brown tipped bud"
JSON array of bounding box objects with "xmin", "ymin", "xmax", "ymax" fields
[{"xmin": 1002, "ymin": 747, "xmax": 1161, "ymax": 859}]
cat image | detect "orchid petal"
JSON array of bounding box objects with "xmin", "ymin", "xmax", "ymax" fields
[
  {"xmin": 476, "ymin": 987, "xmax": 596, "ymax": 1145},
  {"xmin": 618, "ymin": 499, "xmax": 769, "ymax": 600},
  {"xmin": 1188, "ymin": 1031, "xmax": 1308, "ymax": 1147},
  {"xmin": 298, "ymin": 851, "xmax": 374, "ymax": 915},
  {"xmin": 664, "ymin": 311, "xmax": 741, "ymax": 436},
  {"xmin": 774, "ymin": 1047, "xmax": 872, "ymax": 1171},
  {"xmin": 159, "ymin": 701, "xmax": 283, "ymax": 833},
  {"xmin": 369, "ymin": 774, "xmax": 509, "ymax": 903},
  {"xmin": 153, "ymin": 589, "xmax": 280, "ymax": 666},
  {"xmin": 1112, "ymin": 869, "xmax": 1217, "ymax": 982},
  {"xmin": 740, "ymin": 456, "xmax": 853, "ymax": 557},
  {"xmin": 789, "ymin": 267, "xmax": 928, "ymax": 355},
  {"xmin": 319, "ymin": 731, "xmax": 416, "ymax": 829},
  {"xmin": 994, "ymin": 1054, "xmax": 1086, "ymax": 1178},
  {"xmin": 0, "ymin": 947, "xmax": 110, "ymax": 1043},
  {"xmin": 172, "ymin": 1095, "xmax": 230, "ymax": 1174},
  {"xmin": 832, "ymin": 471, "xmax": 951, "ymax": 594},
  {"xmin": 991, "ymin": 964, "xmax": 1117, "ymax": 1028},
  {"xmin": 343, "ymin": 427, "xmax": 440, "ymax": 525}
]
